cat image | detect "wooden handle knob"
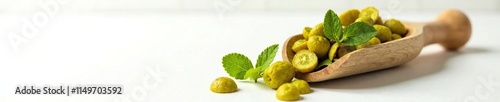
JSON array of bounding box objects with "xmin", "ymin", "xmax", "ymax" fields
[{"xmin": 423, "ymin": 9, "xmax": 472, "ymax": 51}]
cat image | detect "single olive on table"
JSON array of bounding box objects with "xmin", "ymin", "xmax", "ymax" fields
[{"xmin": 210, "ymin": 77, "xmax": 238, "ymax": 93}]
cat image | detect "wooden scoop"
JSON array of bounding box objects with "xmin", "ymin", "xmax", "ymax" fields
[{"xmin": 282, "ymin": 9, "xmax": 472, "ymax": 82}]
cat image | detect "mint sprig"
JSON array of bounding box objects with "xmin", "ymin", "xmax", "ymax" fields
[
  {"xmin": 323, "ymin": 9, "xmax": 377, "ymax": 46},
  {"xmin": 324, "ymin": 9, "xmax": 343, "ymax": 42},
  {"xmin": 342, "ymin": 22, "xmax": 377, "ymax": 46},
  {"xmin": 222, "ymin": 44, "xmax": 279, "ymax": 82},
  {"xmin": 222, "ymin": 53, "xmax": 253, "ymax": 80},
  {"xmin": 255, "ymin": 44, "xmax": 279, "ymax": 72}
]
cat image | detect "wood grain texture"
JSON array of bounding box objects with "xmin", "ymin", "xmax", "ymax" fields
[{"xmin": 282, "ymin": 9, "xmax": 471, "ymax": 82}]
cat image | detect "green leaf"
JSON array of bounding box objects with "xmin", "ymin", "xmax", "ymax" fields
[
  {"xmin": 222, "ymin": 53, "xmax": 254, "ymax": 79},
  {"xmin": 244, "ymin": 67, "xmax": 262, "ymax": 83},
  {"xmin": 317, "ymin": 58, "xmax": 333, "ymax": 70},
  {"xmin": 255, "ymin": 44, "xmax": 279, "ymax": 72},
  {"xmin": 255, "ymin": 66, "xmax": 264, "ymax": 75},
  {"xmin": 323, "ymin": 9, "xmax": 343, "ymax": 42},
  {"xmin": 341, "ymin": 22, "xmax": 377, "ymax": 46}
]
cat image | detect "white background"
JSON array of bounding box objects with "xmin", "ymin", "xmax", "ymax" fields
[
  {"xmin": 0, "ymin": 0, "xmax": 500, "ymax": 102},
  {"xmin": 1, "ymin": 0, "xmax": 499, "ymax": 11}
]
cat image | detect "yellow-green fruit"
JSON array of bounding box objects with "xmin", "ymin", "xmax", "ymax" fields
[
  {"xmin": 356, "ymin": 37, "xmax": 381, "ymax": 49},
  {"xmin": 308, "ymin": 23, "xmax": 326, "ymax": 38},
  {"xmin": 339, "ymin": 9, "xmax": 360, "ymax": 26},
  {"xmin": 338, "ymin": 45, "xmax": 356, "ymax": 58},
  {"xmin": 391, "ymin": 34, "xmax": 402, "ymax": 40},
  {"xmin": 307, "ymin": 36, "xmax": 330, "ymax": 58},
  {"xmin": 292, "ymin": 39, "xmax": 308, "ymax": 53},
  {"xmin": 292, "ymin": 50, "xmax": 318, "ymax": 73},
  {"xmin": 375, "ymin": 16, "xmax": 383, "ymax": 24},
  {"xmin": 263, "ymin": 61, "xmax": 296, "ymax": 89},
  {"xmin": 373, "ymin": 25, "xmax": 392, "ymax": 42},
  {"xmin": 210, "ymin": 77, "xmax": 238, "ymax": 93},
  {"xmin": 384, "ymin": 19, "xmax": 407, "ymax": 35},
  {"xmin": 359, "ymin": 6, "xmax": 380, "ymax": 21},
  {"xmin": 276, "ymin": 83, "xmax": 300, "ymax": 101},
  {"xmin": 355, "ymin": 16, "xmax": 374, "ymax": 25},
  {"xmin": 328, "ymin": 43, "xmax": 340, "ymax": 60},
  {"xmin": 291, "ymin": 80, "xmax": 311, "ymax": 94},
  {"xmin": 302, "ymin": 27, "xmax": 312, "ymax": 39}
]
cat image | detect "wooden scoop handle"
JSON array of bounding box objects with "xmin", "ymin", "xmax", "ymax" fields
[{"xmin": 423, "ymin": 9, "xmax": 472, "ymax": 50}]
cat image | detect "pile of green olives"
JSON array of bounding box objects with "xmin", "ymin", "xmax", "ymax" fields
[{"xmin": 293, "ymin": 6, "xmax": 408, "ymax": 74}]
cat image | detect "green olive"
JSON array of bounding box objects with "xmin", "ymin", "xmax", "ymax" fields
[
  {"xmin": 391, "ymin": 34, "xmax": 402, "ymax": 41},
  {"xmin": 328, "ymin": 43, "xmax": 340, "ymax": 61},
  {"xmin": 292, "ymin": 39, "xmax": 308, "ymax": 53},
  {"xmin": 308, "ymin": 23, "xmax": 326, "ymax": 38},
  {"xmin": 384, "ymin": 19, "xmax": 407, "ymax": 35},
  {"xmin": 292, "ymin": 50, "xmax": 318, "ymax": 73},
  {"xmin": 373, "ymin": 25, "xmax": 392, "ymax": 42},
  {"xmin": 263, "ymin": 61, "xmax": 295, "ymax": 89},
  {"xmin": 210, "ymin": 77, "xmax": 238, "ymax": 93},
  {"xmin": 355, "ymin": 16, "xmax": 374, "ymax": 25},
  {"xmin": 375, "ymin": 16, "xmax": 383, "ymax": 24},
  {"xmin": 291, "ymin": 80, "xmax": 312, "ymax": 94},
  {"xmin": 302, "ymin": 27, "xmax": 312, "ymax": 39},
  {"xmin": 307, "ymin": 35, "xmax": 330, "ymax": 59},
  {"xmin": 276, "ymin": 83, "xmax": 300, "ymax": 101},
  {"xmin": 359, "ymin": 6, "xmax": 379, "ymax": 21},
  {"xmin": 356, "ymin": 37, "xmax": 381, "ymax": 49},
  {"xmin": 339, "ymin": 9, "xmax": 360, "ymax": 26}
]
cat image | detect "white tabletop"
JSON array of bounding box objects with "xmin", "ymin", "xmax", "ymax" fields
[{"xmin": 0, "ymin": 10, "xmax": 499, "ymax": 102}]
